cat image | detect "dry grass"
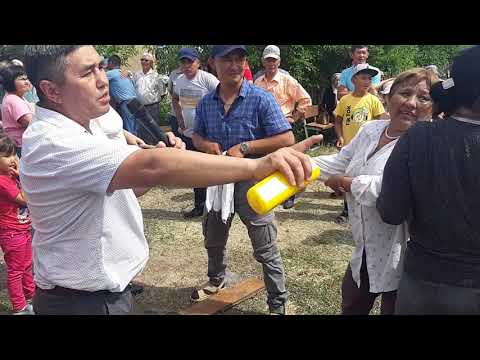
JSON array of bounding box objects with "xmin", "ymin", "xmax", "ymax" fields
[{"xmin": 0, "ymin": 146, "xmax": 381, "ymax": 315}]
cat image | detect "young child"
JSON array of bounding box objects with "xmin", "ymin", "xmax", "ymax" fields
[
  {"xmin": 0, "ymin": 135, "xmax": 34, "ymax": 315},
  {"xmin": 334, "ymin": 64, "xmax": 386, "ymax": 149},
  {"xmin": 333, "ymin": 64, "xmax": 386, "ymax": 224}
]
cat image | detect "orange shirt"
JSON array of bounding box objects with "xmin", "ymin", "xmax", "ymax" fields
[{"xmin": 254, "ymin": 71, "xmax": 312, "ymax": 118}]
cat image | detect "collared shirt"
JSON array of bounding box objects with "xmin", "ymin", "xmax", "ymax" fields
[
  {"xmin": 20, "ymin": 105, "xmax": 149, "ymax": 292},
  {"xmin": 313, "ymin": 120, "xmax": 408, "ymax": 293},
  {"xmin": 91, "ymin": 106, "xmax": 127, "ymax": 144},
  {"xmin": 254, "ymin": 71, "xmax": 312, "ymax": 118},
  {"xmin": 339, "ymin": 64, "xmax": 381, "ymax": 92},
  {"xmin": 106, "ymin": 68, "xmax": 137, "ymax": 103},
  {"xmin": 194, "ymin": 80, "xmax": 291, "ymax": 151},
  {"xmin": 133, "ymin": 68, "xmax": 166, "ymax": 106}
]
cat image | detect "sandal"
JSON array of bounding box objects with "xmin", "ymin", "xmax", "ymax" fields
[{"xmin": 190, "ymin": 279, "xmax": 227, "ymax": 303}]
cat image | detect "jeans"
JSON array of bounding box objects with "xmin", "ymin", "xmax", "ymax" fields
[
  {"xmin": 395, "ymin": 272, "xmax": 480, "ymax": 315},
  {"xmin": 118, "ymin": 100, "xmax": 138, "ymax": 136},
  {"xmin": 202, "ymin": 180, "xmax": 287, "ymax": 308},
  {"xmin": 0, "ymin": 230, "xmax": 35, "ymax": 312}
]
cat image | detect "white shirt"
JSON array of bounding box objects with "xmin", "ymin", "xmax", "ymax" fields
[
  {"xmin": 134, "ymin": 68, "xmax": 166, "ymax": 105},
  {"xmin": 313, "ymin": 120, "xmax": 408, "ymax": 293},
  {"xmin": 20, "ymin": 105, "xmax": 149, "ymax": 292},
  {"xmin": 173, "ymin": 70, "xmax": 219, "ymax": 138},
  {"xmin": 91, "ymin": 106, "xmax": 127, "ymax": 144}
]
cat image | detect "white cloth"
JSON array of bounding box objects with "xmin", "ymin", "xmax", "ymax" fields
[
  {"xmin": 205, "ymin": 153, "xmax": 235, "ymax": 223},
  {"xmin": 133, "ymin": 68, "xmax": 166, "ymax": 105},
  {"xmin": 20, "ymin": 105, "xmax": 149, "ymax": 292},
  {"xmin": 91, "ymin": 106, "xmax": 127, "ymax": 144},
  {"xmin": 312, "ymin": 120, "xmax": 409, "ymax": 293}
]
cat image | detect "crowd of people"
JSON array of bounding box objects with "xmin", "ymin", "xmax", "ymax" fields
[{"xmin": 0, "ymin": 43, "xmax": 478, "ymax": 315}]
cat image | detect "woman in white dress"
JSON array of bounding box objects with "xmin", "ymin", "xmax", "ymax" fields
[{"xmin": 311, "ymin": 68, "xmax": 438, "ymax": 314}]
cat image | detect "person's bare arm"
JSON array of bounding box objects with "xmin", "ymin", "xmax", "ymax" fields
[
  {"xmin": 172, "ymin": 95, "xmax": 185, "ymax": 131},
  {"xmin": 334, "ymin": 115, "xmax": 344, "ymax": 149},
  {"xmin": 227, "ymin": 131, "xmax": 295, "ymax": 158},
  {"xmin": 192, "ymin": 133, "xmax": 222, "ymax": 155},
  {"xmin": 124, "ymin": 131, "xmax": 145, "ymax": 146},
  {"xmin": 107, "ymin": 145, "xmax": 315, "ymax": 193},
  {"xmin": 337, "ymin": 85, "xmax": 349, "ymax": 100},
  {"xmin": 14, "ymin": 190, "xmax": 28, "ymax": 207},
  {"xmin": 18, "ymin": 113, "xmax": 33, "ymax": 128}
]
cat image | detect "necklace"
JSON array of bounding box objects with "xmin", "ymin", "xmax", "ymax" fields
[{"xmin": 384, "ymin": 127, "xmax": 401, "ymax": 140}]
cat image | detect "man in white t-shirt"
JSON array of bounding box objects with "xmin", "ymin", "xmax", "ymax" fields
[
  {"xmin": 21, "ymin": 45, "xmax": 316, "ymax": 315},
  {"xmin": 172, "ymin": 47, "xmax": 219, "ymax": 218}
]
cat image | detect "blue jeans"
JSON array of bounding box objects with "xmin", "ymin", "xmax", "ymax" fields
[{"xmin": 118, "ymin": 100, "xmax": 138, "ymax": 136}]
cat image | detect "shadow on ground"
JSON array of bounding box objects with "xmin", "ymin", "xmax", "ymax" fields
[{"xmin": 302, "ymin": 229, "xmax": 353, "ymax": 247}]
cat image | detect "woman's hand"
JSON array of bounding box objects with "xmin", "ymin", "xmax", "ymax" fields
[{"xmin": 325, "ymin": 176, "xmax": 353, "ymax": 195}]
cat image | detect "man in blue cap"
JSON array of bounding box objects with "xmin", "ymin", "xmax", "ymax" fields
[
  {"xmin": 172, "ymin": 47, "xmax": 219, "ymax": 218},
  {"xmin": 191, "ymin": 45, "xmax": 294, "ymax": 315}
]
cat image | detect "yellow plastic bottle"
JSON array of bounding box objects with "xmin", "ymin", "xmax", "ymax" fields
[{"xmin": 247, "ymin": 157, "xmax": 320, "ymax": 215}]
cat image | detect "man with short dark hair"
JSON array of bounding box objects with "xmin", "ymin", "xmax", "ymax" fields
[
  {"xmin": 172, "ymin": 47, "xmax": 219, "ymax": 218},
  {"xmin": 106, "ymin": 54, "xmax": 139, "ymax": 135},
  {"xmin": 337, "ymin": 46, "xmax": 381, "ymax": 100},
  {"xmin": 21, "ymin": 45, "xmax": 314, "ymax": 315},
  {"xmin": 192, "ymin": 45, "xmax": 294, "ymax": 315}
]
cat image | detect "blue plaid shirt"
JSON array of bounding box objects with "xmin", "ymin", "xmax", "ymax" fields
[{"xmin": 194, "ymin": 80, "xmax": 292, "ymax": 151}]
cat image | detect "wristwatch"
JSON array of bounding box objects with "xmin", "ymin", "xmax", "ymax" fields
[{"xmin": 239, "ymin": 142, "xmax": 250, "ymax": 156}]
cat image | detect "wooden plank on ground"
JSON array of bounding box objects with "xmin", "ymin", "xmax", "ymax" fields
[{"xmin": 179, "ymin": 278, "xmax": 265, "ymax": 315}]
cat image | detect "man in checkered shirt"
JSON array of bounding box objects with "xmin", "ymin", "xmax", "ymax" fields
[{"xmin": 192, "ymin": 45, "xmax": 294, "ymax": 315}]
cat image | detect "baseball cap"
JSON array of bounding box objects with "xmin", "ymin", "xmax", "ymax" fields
[
  {"xmin": 178, "ymin": 47, "xmax": 199, "ymax": 61},
  {"xmin": 211, "ymin": 45, "xmax": 247, "ymax": 58},
  {"xmin": 351, "ymin": 63, "xmax": 379, "ymax": 78},
  {"xmin": 263, "ymin": 45, "xmax": 280, "ymax": 60}
]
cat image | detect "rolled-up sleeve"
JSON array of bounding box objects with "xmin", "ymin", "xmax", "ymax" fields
[{"xmin": 377, "ymin": 133, "xmax": 412, "ymax": 225}]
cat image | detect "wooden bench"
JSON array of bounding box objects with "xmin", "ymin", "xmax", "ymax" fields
[{"xmin": 302, "ymin": 105, "xmax": 334, "ymax": 139}]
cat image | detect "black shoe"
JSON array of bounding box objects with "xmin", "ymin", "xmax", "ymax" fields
[
  {"xmin": 334, "ymin": 211, "xmax": 348, "ymax": 224},
  {"xmin": 183, "ymin": 207, "xmax": 204, "ymax": 219},
  {"xmin": 282, "ymin": 197, "xmax": 295, "ymax": 210},
  {"xmin": 129, "ymin": 282, "xmax": 144, "ymax": 297}
]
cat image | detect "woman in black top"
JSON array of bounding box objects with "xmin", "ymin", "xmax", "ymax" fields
[{"xmin": 377, "ymin": 45, "xmax": 480, "ymax": 314}]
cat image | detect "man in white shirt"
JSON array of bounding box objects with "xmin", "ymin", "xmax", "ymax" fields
[
  {"xmin": 172, "ymin": 47, "xmax": 219, "ymax": 218},
  {"xmin": 21, "ymin": 45, "xmax": 316, "ymax": 315},
  {"xmin": 133, "ymin": 52, "xmax": 166, "ymax": 145}
]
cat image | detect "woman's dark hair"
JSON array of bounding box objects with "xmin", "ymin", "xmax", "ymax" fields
[
  {"xmin": 0, "ymin": 135, "xmax": 17, "ymax": 157},
  {"xmin": 430, "ymin": 45, "xmax": 480, "ymax": 114},
  {"xmin": 0, "ymin": 65, "xmax": 27, "ymax": 93}
]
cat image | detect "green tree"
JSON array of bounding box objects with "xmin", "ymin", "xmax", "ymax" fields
[{"xmin": 94, "ymin": 45, "xmax": 139, "ymax": 66}]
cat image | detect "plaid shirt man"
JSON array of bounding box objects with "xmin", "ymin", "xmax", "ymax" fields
[{"xmin": 194, "ymin": 80, "xmax": 291, "ymax": 151}]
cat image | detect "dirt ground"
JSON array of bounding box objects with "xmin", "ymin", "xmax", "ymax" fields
[{"xmin": 1, "ymin": 150, "xmax": 383, "ymax": 315}]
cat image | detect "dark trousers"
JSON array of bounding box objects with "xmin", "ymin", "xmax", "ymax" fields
[
  {"xmin": 33, "ymin": 285, "xmax": 134, "ymax": 315},
  {"xmin": 183, "ymin": 136, "xmax": 206, "ymax": 209},
  {"xmin": 395, "ymin": 272, "xmax": 480, "ymax": 315},
  {"xmin": 341, "ymin": 251, "xmax": 397, "ymax": 315}
]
